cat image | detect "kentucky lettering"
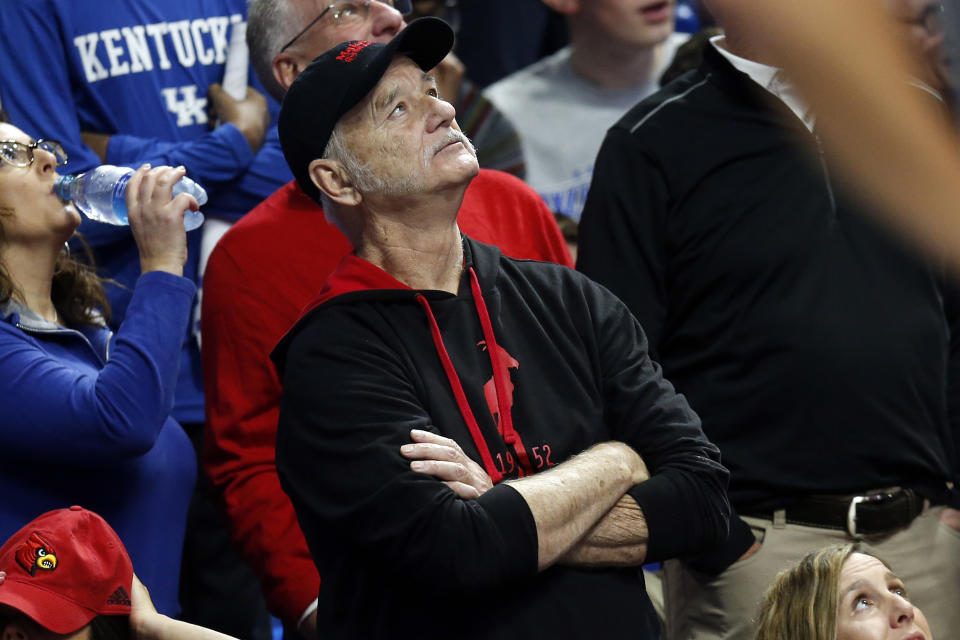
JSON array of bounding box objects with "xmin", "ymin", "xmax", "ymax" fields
[{"xmin": 73, "ymin": 14, "xmax": 243, "ymax": 83}]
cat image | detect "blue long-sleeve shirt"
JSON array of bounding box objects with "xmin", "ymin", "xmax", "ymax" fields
[
  {"xmin": 0, "ymin": 0, "xmax": 291, "ymax": 422},
  {"xmin": 0, "ymin": 271, "xmax": 197, "ymax": 616}
]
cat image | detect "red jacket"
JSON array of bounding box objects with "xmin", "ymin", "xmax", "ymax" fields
[{"xmin": 201, "ymin": 170, "xmax": 572, "ymax": 625}]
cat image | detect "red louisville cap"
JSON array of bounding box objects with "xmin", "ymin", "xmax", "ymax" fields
[{"xmin": 0, "ymin": 506, "xmax": 133, "ymax": 634}]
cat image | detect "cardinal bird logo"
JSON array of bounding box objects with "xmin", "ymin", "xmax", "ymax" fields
[{"xmin": 15, "ymin": 532, "xmax": 58, "ymax": 576}]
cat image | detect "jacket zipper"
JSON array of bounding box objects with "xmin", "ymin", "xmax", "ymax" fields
[{"xmin": 15, "ymin": 322, "xmax": 107, "ymax": 366}]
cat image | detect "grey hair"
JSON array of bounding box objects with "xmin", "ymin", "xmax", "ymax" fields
[
  {"xmin": 322, "ymin": 125, "xmax": 386, "ymax": 200},
  {"xmin": 247, "ymin": 0, "xmax": 297, "ymax": 102}
]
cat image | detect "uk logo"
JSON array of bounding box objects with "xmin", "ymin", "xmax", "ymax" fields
[
  {"xmin": 161, "ymin": 85, "xmax": 208, "ymax": 126},
  {"xmin": 336, "ymin": 41, "xmax": 374, "ymax": 63}
]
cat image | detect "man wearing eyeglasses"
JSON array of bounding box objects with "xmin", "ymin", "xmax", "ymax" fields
[{"xmin": 200, "ymin": 2, "xmax": 573, "ymax": 638}]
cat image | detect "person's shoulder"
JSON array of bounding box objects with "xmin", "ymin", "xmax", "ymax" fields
[
  {"xmin": 214, "ymin": 181, "xmax": 314, "ymax": 256},
  {"xmin": 616, "ymin": 70, "xmax": 712, "ymax": 133},
  {"xmin": 485, "ymin": 47, "xmax": 571, "ymax": 103}
]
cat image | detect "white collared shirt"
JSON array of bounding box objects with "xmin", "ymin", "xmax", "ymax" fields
[{"xmin": 710, "ymin": 35, "xmax": 816, "ymax": 132}]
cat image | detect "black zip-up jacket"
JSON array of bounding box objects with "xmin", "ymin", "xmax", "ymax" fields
[
  {"xmin": 273, "ymin": 236, "xmax": 730, "ymax": 639},
  {"xmin": 579, "ymin": 45, "xmax": 960, "ymax": 572}
]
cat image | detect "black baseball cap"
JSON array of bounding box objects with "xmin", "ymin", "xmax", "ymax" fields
[{"xmin": 278, "ymin": 17, "xmax": 455, "ymax": 203}]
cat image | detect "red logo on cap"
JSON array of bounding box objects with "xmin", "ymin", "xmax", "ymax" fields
[
  {"xmin": 15, "ymin": 532, "xmax": 58, "ymax": 576},
  {"xmin": 336, "ymin": 41, "xmax": 374, "ymax": 63}
]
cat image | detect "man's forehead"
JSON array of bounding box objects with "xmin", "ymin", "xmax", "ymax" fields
[
  {"xmin": 371, "ymin": 57, "xmax": 433, "ymax": 103},
  {"xmin": 294, "ymin": 0, "xmax": 405, "ymax": 53}
]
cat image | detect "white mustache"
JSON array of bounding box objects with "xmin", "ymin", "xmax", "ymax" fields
[{"xmin": 429, "ymin": 130, "xmax": 476, "ymax": 159}]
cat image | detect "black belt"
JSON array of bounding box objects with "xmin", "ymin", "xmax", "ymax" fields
[{"xmin": 743, "ymin": 488, "xmax": 927, "ymax": 538}]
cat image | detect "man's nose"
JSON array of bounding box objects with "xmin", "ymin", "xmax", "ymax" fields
[
  {"xmin": 425, "ymin": 98, "xmax": 456, "ymax": 132},
  {"xmin": 369, "ymin": 1, "xmax": 404, "ymax": 41}
]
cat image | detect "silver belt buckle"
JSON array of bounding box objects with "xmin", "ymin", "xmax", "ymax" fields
[
  {"xmin": 846, "ymin": 492, "xmax": 894, "ymax": 538},
  {"xmin": 846, "ymin": 496, "xmax": 867, "ymax": 538}
]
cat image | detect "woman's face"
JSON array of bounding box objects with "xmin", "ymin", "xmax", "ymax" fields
[
  {"xmin": 836, "ymin": 553, "xmax": 933, "ymax": 640},
  {"xmin": 0, "ymin": 123, "xmax": 80, "ymax": 246}
]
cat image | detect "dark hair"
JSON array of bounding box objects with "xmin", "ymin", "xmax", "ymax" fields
[
  {"xmin": 0, "ymin": 110, "xmax": 112, "ymax": 326},
  {"xmin": 0, "ymin": 607, "xmax": 130, "ymax": 639},
  {"xmin": 89, "ymin": 614, "xmax": 132, "ymax": 640}
]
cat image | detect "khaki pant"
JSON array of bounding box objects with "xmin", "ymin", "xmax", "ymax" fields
[{"xmin": 664, "ymin": 505, "xmax": 960, "ymax": 640}]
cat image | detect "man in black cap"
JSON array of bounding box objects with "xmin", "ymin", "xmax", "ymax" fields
[{"xmin": 271, "ymin": 17, "xmax": 731, "ymax": 639}]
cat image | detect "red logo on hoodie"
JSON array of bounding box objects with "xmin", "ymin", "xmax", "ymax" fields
[{"xmin": 479, "ymin": 341, "xmax": 519, "ymax": 427}]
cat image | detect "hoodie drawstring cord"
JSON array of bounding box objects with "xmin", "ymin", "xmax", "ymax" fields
[
  {"xmin": 416, "ymin": 292, "xmax": 504, "ymax": 484},
  {"xmin": 468, "ymin": 269, "xmax": 533, "ymax": 477},
  {"xmin": 414, "ymin": 266, "xmax": 533, "ymax": 483}
]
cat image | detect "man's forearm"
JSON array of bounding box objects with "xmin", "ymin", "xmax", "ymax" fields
[
  {"xmin": 505, "ymin": 441, "xmax": 647, "ymax": 571},
  {"xmin": 561, "ymin": 494, "xmax": 648, "ymax": 567}
]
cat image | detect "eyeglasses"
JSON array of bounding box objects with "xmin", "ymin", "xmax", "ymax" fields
[
  {"xmin": 0, "ymin": 139, "xmax": 68, "ymax": 168},
  {"xmin": 280, "ymin": 0, "xmax": 413, "ymax": 53}
]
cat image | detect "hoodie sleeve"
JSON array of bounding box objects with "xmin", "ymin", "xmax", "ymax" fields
[
  {"xmin": 275, "ymin": 311, "xmax": 539, "ymax": 594},
  {"xmin": 587, "ymin": 282, "xmax": 732, "ymax": 563}
]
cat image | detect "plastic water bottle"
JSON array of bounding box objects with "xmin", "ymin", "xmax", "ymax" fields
[{"xmin": 55, "ymin": 165, "xmax": 206, "ymax": 231}]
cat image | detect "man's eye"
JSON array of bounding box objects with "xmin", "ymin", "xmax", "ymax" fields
[
  {"xmin": 391, "ymin": 103, "xmax": 406, "ymax": 117},
  {"xmin": 427, "ymin": 87, "xmax": 438, "ymax": 98}
]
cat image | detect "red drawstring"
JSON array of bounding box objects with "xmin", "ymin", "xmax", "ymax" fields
[
  {"xmin": 468, "ymin": 269, "xmax": 533, "ymax": 476},
  {"xmin": 415, "ymin": 266, "xmax": 533, "ymax": 483},
  {"xmin": 417, "ymin": 294, "xmax": 503, "ymax": 483}
]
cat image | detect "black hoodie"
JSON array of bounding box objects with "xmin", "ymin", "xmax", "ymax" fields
[{"xmin": 273, "ymin": 236, "xmax": 729, "ymax": 639}]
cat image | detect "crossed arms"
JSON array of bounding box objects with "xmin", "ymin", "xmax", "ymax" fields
[{"xmin": 402, "ymin": 428, "xmax": 650, "ymax": 570}]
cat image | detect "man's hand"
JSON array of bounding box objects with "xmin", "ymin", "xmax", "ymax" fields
[
  {"xmin": 561, "ymin": 494, "xmax": 649, "ymax": 567},
  {"xmin": 401, "ymin": 429, "xmax": 493, "ymax": 499},
  {"xmin": 940, "ymin": 506, "xmax": 960, "ymax": 532},
  {"xmin": 207, "ymin": 83, "xmax": 269, "ymax": 153}
]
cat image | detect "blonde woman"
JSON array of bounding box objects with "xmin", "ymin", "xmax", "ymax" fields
[{"xmin": 755, "ymin": 544, "xmax": 933, "ymax": 640}]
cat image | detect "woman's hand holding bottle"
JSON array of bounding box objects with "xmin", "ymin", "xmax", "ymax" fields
[{"xmin": 126, "ymin": 164, "xmax": 198, "ymax": 276}]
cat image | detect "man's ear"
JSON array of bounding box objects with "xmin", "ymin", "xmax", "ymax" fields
[
  {"xmin": 541, "ymin": 0, "xmax": 579, "ymax": 15},
  {"xmin": 309, "ymin": 158, "xmax": 363, "ymax": 207},
  {"xmin": 273, "ymin": 53, "xmax": 303, "ymax": 93}
]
